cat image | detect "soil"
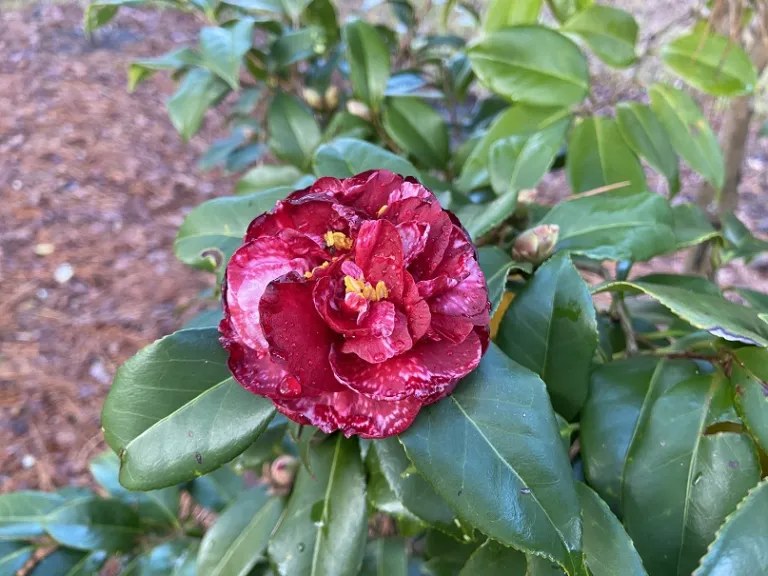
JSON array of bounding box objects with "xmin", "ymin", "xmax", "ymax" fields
[{"xmin": 1, "ymin": 1, "xmax": 767, "ymax": 492}]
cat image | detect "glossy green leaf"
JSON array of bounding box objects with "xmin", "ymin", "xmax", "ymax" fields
[
  {"xmin": 174, "ymin": 188, "xmax": 291, "ymax": 272},
  {"xmin": 312, "ymin": 138, "xmax": 419, "ymax": 179},
  {"xmin": 268, "ymin": 435, "xmax": 367, "ymax": 576},
  {"xmin": 190, "ymin": 466, "xmax": 246, "ymax": 512},
  {"xmin": 29, "ymin": 548, "xmax": 88, "ymax": 576},
  {"xmin": 497, "ymin": 253, "xmax": 597, "ymax": 419},
  {"xmin": 484, "ymin": 0, "xmax": 542, "ymax": 32},
  {"xmin": 60, "ymin": 550, "xmax": 108, "ymax": 576},
  {"xmin": 281, "ymin": 0, "xmax": 312, "ymax": 20},
  {"xmin": 477, "ymin": 246, "xmax": 531, "ymax": 316},
  {"xmin": 721, "ymin": 212, "xmax": 768, "ymax": 262},
  {"xmin": 489, "ymin": 115, "xmax": 570, "ymax": 195},
  {"xmin": 623, "ymin": 373, "xmax": 760, "ymax": 575},
  {"xmin": 129, "ymin": 48, "xmax": 200, "ymax": 92},
  {"xmin": 84, "ymin": 0, "xmax": 159, "ymax": 32},
  {"xmin": 457, "ymin": 105, "xmax": 569, "ymax": 192},
  {"xmin": 735, "ymin": 287, "xmax": 768, "ymax": 312},
  {"xmin": 385, "ymin": 72, "xmax": 443, "ymax": 99},
  {"xmin": 198, "ymin": 487, "xmax": 283, "ymax": 576},
  {"xmin": 200, "ymin": 19, "xmax": 255, "ymax": 89},
  {"xmin": 455, "ymin": 189, "xmax": 518, "ymax": 241},
  {"xmin": 581, "ymin": 357, "xmax": 699, "ymax": 511},
  {"xmin": 359, "ymin": 538, "xmax": 408, "ymax": 576},
  {"xmin": 399, "ymin": 344, "xmax": 584, "ymax": 575},
  {"xmin": 694, "ymin": 478, "xmax": 768, "ymax": 576},
  {"xmin": 382, "ymin": 98, "xmax": 449, "ymax": 169},
  {"xmin": 731, "ymin": 347, "xmax": 768, "ymax": 453},
  {"xmin": 102, "ymin": 328, "xmax": 276, "ymax": 490},
  {"xmin": 650, "ymin": 84, "xmax": 724, "ymax": 190},
  {"xmin": 323, "ymin": 111, "xmax": 373, "ymax": 141},
  {"xmin": 662, "ymin": 25, "xmax": 757, "ymax": 96},
  {"xmin": 562, "ymin": 5, "xmax": 637, "ymax": 67},
  {"xmin": 567, "ymin": 116, "xmax": 646, "ymax": 194},
  {"xmin": 616, "ymin": 103, "xmax": 680, "ymax": 195},
  {"xmin": 343, "ymin": 20, "xmax": 391, "ymax": 111},
  {"xmin": 459, "ymin": 540, "xmax": 528, "ymax": 575},
  {"xmin": 672, "ymin": 203, "xmax": 718, "ymax": 249},
  {"xmin": 0, "ymin": 541, "xmax": 35, "ymax": 575},
  {"xmin": 44, "ymin": 497, "xmax": 141, "ymax": 552},
  {"xmin": 577, "ymin": 483, "xmax": 647, "ymax": 576},
  {"xmin": 0, "ymin": 491, "xmax": 64, "ymax": 540},
  {"xmin": 305, "ymin": 0, "xmax": 340, "ymax": 46},
  {"xmin": 423, "ymin": 530, "xmax": 481, "ymax": 576},
  {"xmin": 593, "ymin": 280, "xmax": 768, "ymax": 347},
  {"xmin": 267, "ymin": 92, "xmax": 321, "ymax": 170},
  {"xmin": 546, "ymin": 0, "xmax": 593, "ymax": 23},
  {"xmin": 540, "ymin": 189, "xmax": 676, "ymax": 262},
  {"xmin": 123, "ymin": 538, "xmax": 198, "ymax": 576},
  {"xmin": 88, "ymin": 451, "xmax": 180, "ymax": 529},
  {"xmin": 468, "ymin": 26, "xmax": 589, "ymax": 107},
  {"xmin": 235, "ymin": 165, "xmax": 308, "ymax": 195},
  {"xmin": 168, "ymin": 69, "xmax": 229, "ymax": 141},
  {"xmin": 269, "ymin": 26, "xmax": 326, "ymax": 70},
  {"xmin": 238, "ymin": 421, "xmax": 289, "ymax": 469}
]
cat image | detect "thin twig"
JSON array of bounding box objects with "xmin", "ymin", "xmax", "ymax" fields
[{"xmin": 615, "ymin": 298, "xmax": 639, "ymax": 356}]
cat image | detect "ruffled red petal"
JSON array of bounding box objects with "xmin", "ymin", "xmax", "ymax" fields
[
  {"xmin": 354, "ymin": 219, "xmax": 404, "ymax": 301},
  {"xmin": 341, "ymin": 310, "xmax": 413, "ymax": 364},
  {"xmin": 313, "ymin": 275, "xmax": 396, "ymax": 337}
]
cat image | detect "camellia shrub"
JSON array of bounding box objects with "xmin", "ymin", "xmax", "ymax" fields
[{"xmin": 3, "ymin": 0, "xmax": 768, "ymax": 574}]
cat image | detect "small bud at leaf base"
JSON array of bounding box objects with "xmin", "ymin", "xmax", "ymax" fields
[
  {"xmin": 270, "ymin": 455, "xmax": 299, "ymax": 487},
  {"xmin": 302, "ymin": 88, "xmax": 323, "ymax": 110},
  {"xmin": 515, "ymin": 188, "xmax": 537, "ymax": 218},
  {"xmin": 324, "ymin": 85, "xmax": 339, "ymax": 109},
  {"xmin": 512, "ymin": 224, "xmax": 560, "ymax": 264},
  {"xmin": 347, "ymin": 100, "xmax": 372, "ymax": 121}
]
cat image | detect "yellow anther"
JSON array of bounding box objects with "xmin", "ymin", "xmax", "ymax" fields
[
  {"xmin": 344, "ymin": 275, "xmax": 366, "ymax": 294},
  {"xmin": 304, "ymin": 261, "xmax": 330, "ymax": 279},
  {"xmin": 343, "ymin": 275, "xmax": 389, "ymax": 301},
  {"xmin": 304, "ymin": 271, "xmax": 313, "ymax": 279},
  {"xmin": 324, "ymin": 230, "xmax": 353, "ymax": 250},
  {"xmin": 375, "ymin": 281, "xmax": 389, "ymax": 300},
  {"xmin": 377, "ymin": 205, "xmax": 388, "ymax": 217}
]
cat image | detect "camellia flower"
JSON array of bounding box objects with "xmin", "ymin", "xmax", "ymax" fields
[{"xmin": 219, "ymin": 170, "xmax": 490, "ymax": 438}]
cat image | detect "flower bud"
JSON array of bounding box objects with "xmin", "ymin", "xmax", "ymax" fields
[
  {"xmin": 270, "ymin": 455, "xmax": 299, "ymax": 487},
  {"xmin": 512, "ymin": 224, "xmax": 559, "ymax": 264},
  {"xmin": 515, "ymin": 188, "xmax": 537, "ymax": 218},
  {"xmin": 324, "ymin": 85, "xmax": 339, "ymax": 109},
  {"xmin": 302, "ymin": 88, "xmax": 323, "ymax": 110},
  {"xmin": 346, "ymin": 100, "xmax": 372, "ymax": 121}
]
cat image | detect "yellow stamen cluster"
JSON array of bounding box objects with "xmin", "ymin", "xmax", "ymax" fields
[
  {"xmin": 303, "ymin": 261, "xmax": 330, "ymax": 279},
  {"xmin": 377, "ymin": 205, "xmax": 388, "ymax": 217},
  {"xmin": 324, "ymin": 230, "xmax": 353, "ymax": 251},
  {"xmin": 344, "ymin": 276, "xmax": 389, "ymax": 302}
]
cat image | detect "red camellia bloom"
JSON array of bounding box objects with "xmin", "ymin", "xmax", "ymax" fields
[{"xmin": 219, "ymin": 170, "xmax": 490, "ymax": 438}]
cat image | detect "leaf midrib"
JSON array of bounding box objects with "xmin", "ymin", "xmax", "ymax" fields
[
  {"xmin": 211, "ymin": 498, "xmax": 279, "ymax": 576},
  {"xmin": 310, "ymin": 434, "xmax": 343, "ymax": 576}
]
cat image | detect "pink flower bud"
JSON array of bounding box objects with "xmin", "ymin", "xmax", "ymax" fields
[{"xmin": 512, "ymin": 224, "xmax": 560, "ymax": 264}]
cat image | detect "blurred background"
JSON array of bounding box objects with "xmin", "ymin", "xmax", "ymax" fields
[{"xmin": 1, "ymin": 0, "xmax": 767, "ymax": 493}]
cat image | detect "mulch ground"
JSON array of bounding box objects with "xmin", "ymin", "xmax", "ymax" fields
[{"xmin": 1, "ymin": 1, "xmax": 767, "ymax": 492}]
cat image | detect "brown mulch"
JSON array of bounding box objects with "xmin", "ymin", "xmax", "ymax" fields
[{"xmin": 1, "ymin": 2, "xmax": 767, "ymax": 493}]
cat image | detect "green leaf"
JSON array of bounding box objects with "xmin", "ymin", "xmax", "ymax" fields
[
  {"xmin": 28, "ymin": 548, "xmax": 88, "ymax": 576},
  {"xmin": 650, "ymin": 84, "xmax": 724, "ymax": 190},
  {"xmin": 694, "ymin": 477, "xmax": 768, "ymax": 576},
  {"xmin": 731, "ymin": 347, "xmax": 768, "ymax": 454},
  {"xmin": 198, "ymin": 487, "xmax": 284, "ymax": 576},
  {"xmin": 60, "ymin": 551, "xmax": 108, "ymax": 576},
  {"xmin": 577, "ymin": 483, "xmax": 647, "ymax": 576},
  {"xmin": 168, "ymin": 68, "xmax": 229, "ymax": 141},
  {"xmin": 457, "ymin": 105, "xmax": 569, "ymax": 192},
  {"xmin": 593, "ymin": 280, "xmax": 768, "ymax": 347},
  {"xmin": 312, "ymin": 138, "xmax": 419, "ymax": 179},
  {"xmin": 459, "ymin": 540, "xmax": 528, "ymax": 575},
  {"xmin": 721, "ymin": 212, "xmax": 768, "ymax": 261},
  {"xmin": 468, "ymin": 26, "xmax": 589, "ymax": 107},
  {"xmin": 662, "ymin": 25, "xmax": 758, "ymax": 96},
  {"xmin": 623, "ymin": 373, "xmax": 760, "ymax": 575},
  {"xmin": 562, "ymin": 5, "xmax": 638, "ymax": 68},
  {"xmin": 102, "ymin": 328, "xmax": 276, "ymax": 490},
  {"xmin": 385, "ymin": 72, "xmax": 443, "ymax": 99},
  {"xmin": 735, "ymin": 287, "xmax": 768, "ymax": 312},
  {"xmin": 359, "ymin": 538, "xmax": 408, "ymax": 576},
  {"xmin": 323, "ymin": 111, "xmax": 374, "ymax": 141},
  {"xmin": 343, "ymin": 20, "xmax": 391, "ymax": 111},
  {"xmin": 174, "ymin": 188, "xmax": 291, "ymax": 272},
  {"xmin": 616, "ymin": 103, "xmax": 680, "ymax": 195},
  {"xmin": 496, "ymin": 253, "xmax": 597, "ymax": 419},
  {"xmin": 489, "ymin": 115, "xmax": 570, "ymax": 195},
  {"xmin": 484, "ymin": 0, "xmax": 543, "ymax": 32},
  {"xmin": 423, "ymin": 530, "xmax": 481, "ymax": 576},
  {"xmin": 369, "ymin": 438, "xmax": 458, "ymax": 534},
  {"xmin": 304, "ymin": 0, "xmax": 340, "ymax": 46},
  {"xmin": 580, "ymin": 357, "xmax": 700, "ymax": 511},
  {"xmin": 399, "ymin": 344, "xmax": 584, "ymax": 575},
  {"xmin": 288, "ymin": 422, "xmax": 320, "ymax": 476},
  {"xmin": 546, "ymin": 0, "xmax": 593, "ymax": 23},
  {"xmin": 84, "ymin": 0, "xmax": 151, "ymax": 32},
  {"xmin": 540, "ymin": 189, "xmax": 675, "ymax": 262},
  {"xmin": 123, "ymin": 538, "xmax": 198, "ymax": 576},
  {"xmin": 190, "ymin": 466, "xmax": 246, "ymax": 512},
  {"xmin": 268, "ymin": 435, "xmax": 367, "ymax": 576},
  {"xmin": 0, "ymin": 491, "xmax": 64, "ymax": 540},
  {"xmin": 477, "ymin": 246, "xmax": 531, "ymax": 316},
  {"xmin": 88, "ymin": 451, "xmax": 180, "ymax": 529},
  {"xmin": 0, "ymin": 542, "xmax": 35, "ymax": 575},
  {"xmin": 235, "ymin": 165, "xmax": 308, "ymax": 195},
  {"xmin": 566, "ymin": 116, "xmax": 646, "ymax": 194},
  {"xmin": 44, "ymin": 497, "xmax": 141, "ymax": 552},
  {"xmin": 672, "ymin": 203, "xmax": 718, "ymax": 249},
  {"xmin": 129, "ymin": 48, "xmax": 201, "ymax": 92},
  {"xmin": 223, "ymin": 0, "xmax": 283, "ymax": 11},
  {"xmin": 382, "ymin": 98, "xmax": 450, "ymax": 169},
  {"xmin": 267, "ymin": 92, "xmax": 322, "ymax": 170},
  {"xmin": 198, "ymin": 131, "xmax": 248, "ymax": 172},
  {"xmin": 269, "ymin": 26, "xmax": 326, "ymax": 70},
  {"xmin": 454, "ymin": 189, "xmax": 518, "ymax": 241},
  {"xmin": 200, "ymin": 19, "xmax": 255, "ymax": 89},
  {"xmin": 281, "ymin": 0, "xmax": 312, "ymax": 20}
]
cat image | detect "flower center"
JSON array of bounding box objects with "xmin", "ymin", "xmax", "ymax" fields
[
  {"xmin": 344, "ymin": 275, "xmax": 389, "ymax": 302},
  {"xmin": 324, "ymin": 230, "xmax": 352, "ymax": 251},
  {"xmin": 303, "ymin": 261, "xmax": 329, "ymax": 279},
  {"xmin": 377, "ymin": 204, "xmax": 388, "ymax": 216}
]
